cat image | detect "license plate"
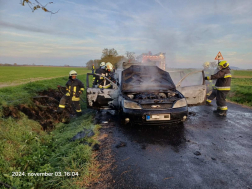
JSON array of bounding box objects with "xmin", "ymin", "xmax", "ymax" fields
[{"xmin": 146, "ymin": 114, "xmax": 170, "ymax": 121}]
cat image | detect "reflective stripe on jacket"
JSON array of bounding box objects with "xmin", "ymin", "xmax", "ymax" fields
[
  {"xmin": 66, "ymin": 79, "xmax": 84, "ymax": 100},
  {"xmin": 210, "ymin": 67, "xmax": 231, "ymax": 91}
]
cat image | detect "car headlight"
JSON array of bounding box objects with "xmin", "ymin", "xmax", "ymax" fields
[
  {"xmin": 173, "ymin": 98, "xmax": 187, "ymax": 108},
  {"xmin": 123, "ymin": 100, "xmax": 142, "ymax": 109}
]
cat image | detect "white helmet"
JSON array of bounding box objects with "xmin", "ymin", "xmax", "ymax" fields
[
  {"xmin": 69, "ymin": 70, "xmax": 77, "ymax": 76},
  {"xmin": 204, "ymin": 62, "xmax": 210, "ymax": 68},
  {"xmin": 100, "ymin": 62, "xmax": 105, "ymax": 67},
  {"xmin": 106, "ymin": 62, "xmax": 113, "ymax": 71}
]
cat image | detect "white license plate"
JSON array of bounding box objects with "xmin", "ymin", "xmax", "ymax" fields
[{"xmin": 146, "ymin": 114, "xmax": 170, "ymax": 121}]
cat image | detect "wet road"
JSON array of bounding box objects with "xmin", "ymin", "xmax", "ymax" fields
[{"xmin": 96, "ymin": 101, "xmax": 252, "ymax": 189}]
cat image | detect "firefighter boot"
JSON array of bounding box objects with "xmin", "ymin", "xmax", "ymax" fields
[
  {"xmin": 57, "ymin": 107, "xmax": 63, "ymax": 114},
  {"xmin": 218, "ymin": 110, "xmax": 227, "ymax": 117},
  {"xmin": 76, "ymin": 112, "xmax": 82, "ymax": 117},
  {"xmin": 213, "ymin": 109, "xmax": 220, "ymax": 114},
  {"xmin": 206, "ymin": 101, "xmax": 213, "ymax": 106}
]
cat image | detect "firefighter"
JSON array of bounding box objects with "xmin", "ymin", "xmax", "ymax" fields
[
  {"xmin": 92, "ymin": 64, "xmax": 95, "ymax": 74},
  {"xmin": 105, "ymin": 62, "xmax": 114, "ymax": 77},
  {"xmin": 205, "ymin": 61, "xmax": 231, "ymax": 116},
  {"xmin": 93, "ymin": 62, "xmax": 106, "ymax": 87},
  {"xmin": 205, "ymin": 65, "xmax": 221, "ymax": 106},
  {"xmin": 98, "ymin": 62, "xmax": 114, "ymax": 89},
  {"xmin": 57, "ymin": 70, "xmax": 84, "ymax": 117}
]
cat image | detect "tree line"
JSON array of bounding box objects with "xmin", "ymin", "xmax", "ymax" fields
[{"xmin": 86, "ymin": 48, "xmax": 135, "ymax": 70}]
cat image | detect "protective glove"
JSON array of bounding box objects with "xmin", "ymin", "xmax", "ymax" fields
[{"xmin": 204, "ymin": 77, "xmax": 208, "ymax": 80}]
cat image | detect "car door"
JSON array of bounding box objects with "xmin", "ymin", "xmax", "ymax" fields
[
  {"xmin": 175, "ymin": 70, "xmax": 206, "ymax": 105},
  {"xmin": 86, "ymin": 73, "xmax": 119, "ymax": 110}
]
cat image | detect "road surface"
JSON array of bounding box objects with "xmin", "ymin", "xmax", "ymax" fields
[{"xmin": 93, "ymin": 101, "xmax": 252, "ymax": 189}]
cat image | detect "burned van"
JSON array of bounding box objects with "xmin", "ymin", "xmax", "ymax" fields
[{"xmin": 86, "ymin": 65, "xmax": 206, "ymax": 125}]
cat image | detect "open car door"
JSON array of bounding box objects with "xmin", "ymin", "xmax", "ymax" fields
[
  {"xmin": 175, "ymin": 70, "xmax": 206, "ymax": 105},
  {"xmin": 86, "ymin": 73, "xmax": 119, "ymax": 110}
]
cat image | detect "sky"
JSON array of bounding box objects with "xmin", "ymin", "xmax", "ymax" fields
[{"xmin": 0, "ymin": 0, "xmax": 252, "ymax": 69}]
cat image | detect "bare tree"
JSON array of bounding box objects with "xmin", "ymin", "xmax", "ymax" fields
[
  {"xmin": 20, "ymin": 0, "xmax": 59, "ymax": 14},
  {"xmin": 101, "ymin": 48, "xmax": 118, "ymax": 58},
  {"xmin": 126, "ymin": 51, "xmax": 135, "ymax": 61},
  {"xmin": 86, "ymin": 60, "xmax": 94, "ymax": 70}
]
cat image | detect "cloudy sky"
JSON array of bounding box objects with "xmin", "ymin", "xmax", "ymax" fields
[{"xmin": 0, "ymin": 0, "xmax": 252, "ymax": 68}]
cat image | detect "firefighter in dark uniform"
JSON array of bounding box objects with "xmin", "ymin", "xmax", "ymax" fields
[
  {"xmin": 93, "ymin": 62, "xmax": 106, "ymax": 87},
  {"xmin": 205, "ymin": 61, "xmax": 231, "ymax": 116},
  {"xmin": 57, "ymin": 70, "xmax": 84, "ymax": 116},
  {"xmin": 92, "ymin": 64, "xmax": 95, "ymax": 74}
]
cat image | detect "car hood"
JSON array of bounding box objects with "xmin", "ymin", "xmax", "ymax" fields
[{"xmin": 121, "ymin": 65, "xmax": 176, "ymax": 92}]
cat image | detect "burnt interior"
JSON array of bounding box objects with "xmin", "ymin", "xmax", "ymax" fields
[
  {"xmin": 126, "ymin": 91, "xmax": 178, "ymax": 100},
  {"xmin": 122, "ymin": 90, "xmax": 182, "ymax": 109}
]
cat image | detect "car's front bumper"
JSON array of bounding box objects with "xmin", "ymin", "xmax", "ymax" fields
[{"xmin": 122, "ymin": 107, "xmax": 188, "ymax": 125}]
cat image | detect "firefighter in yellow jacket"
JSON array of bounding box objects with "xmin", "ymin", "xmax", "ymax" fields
[
  {"xmin": 92, "ymin": 64, "xmax": 95, "ymax": 74},
  {"xmin": 57, "ymin": 70, "xmax": 85, "ymax": 116},
  {"xmin": 205, "ymin": 61, "xmax": 231, "ymax": 116}
]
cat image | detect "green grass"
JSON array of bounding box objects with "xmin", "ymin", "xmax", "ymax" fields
[
  {"xmin": 231, "ymin": 70, "xmax": 252, "ymax": 78},
  {"xmin": 0, "ymin": 74, "xmax": 88, "ymax": 107},
  {"xmin": 0, "ymin": 112, "xmax": 99, "ymax": 189},
  {"xmin": 0, "ymin": 66, "xmax": 89, "ymax": 84},
  {"xmin": 0, "ymin": 74, "xmax": 100, "ymax": 188},
  {"xmin": 227, "ymin": 78, "xmax": 252, "ymax": 106}
]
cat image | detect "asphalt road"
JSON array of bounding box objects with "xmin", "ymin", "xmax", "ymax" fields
[{"xmin": 95, "ymin": 101, "xmax": 252, "ymax": 189}]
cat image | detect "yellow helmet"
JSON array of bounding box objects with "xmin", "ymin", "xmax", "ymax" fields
[
  {"xmin": 105, "ymin": 62, "xmax": 113, "ymax": 71},
  {"xmin": 204, "ymin": 62, "xmax": 210, "ymax": 68},
  {"xmin": 218, "ymin": 60, "xmax": 229, "ymax": 68}
]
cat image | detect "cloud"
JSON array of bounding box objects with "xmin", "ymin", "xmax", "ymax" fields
[
  {"xmin": 0, "ymin": 0, "xmax": 252, "ymax": 68},
  {"xmin": 0, "ymin": 20, "xmax": 71, "ymax": 36},
  {"xmin": 231, "ymin": 18, "xmax": 252, "ymax": 25}
]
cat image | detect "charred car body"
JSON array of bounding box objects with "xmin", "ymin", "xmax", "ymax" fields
[{"xmin": 86, "ymin": 64, "xmax": 206, "ymax": 125}]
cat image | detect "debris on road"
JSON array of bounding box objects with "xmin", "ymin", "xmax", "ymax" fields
[
  {"xmin": 141, "ymin": 144, "xmax": 147, "ymax": 149},
  {"xmin": 189, "ymin": 111, "xmax": 196, "ymax": 116},
  {"xmin": 92, "ymin": 143, "xmax": 100, "ymax": 151},
  {"xmin": 194, "ymin": 151, "xmax": 201, "ymax": 156},
  {"xmin": 115, "ymin": 141, "xmax": 127, "ymax": 148},
  {"xmin": 71, "ymin": 128, "xmax": 95, "ymax": 141}
]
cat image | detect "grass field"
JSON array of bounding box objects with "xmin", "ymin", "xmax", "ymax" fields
[
  {"xmin": 0, "ymin": 66, "xmax": 90, "ymax": 87},
  {"xmin": 231, "ymin": 70, "xmax": 252, "ymax": 78},
  {"xmin": 228, "ymin": 77, "xmax": 252, "ymax": 107},
  {"xmin": 227, "ymin": 70, "xmax": 252, "ymax": 107}
]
